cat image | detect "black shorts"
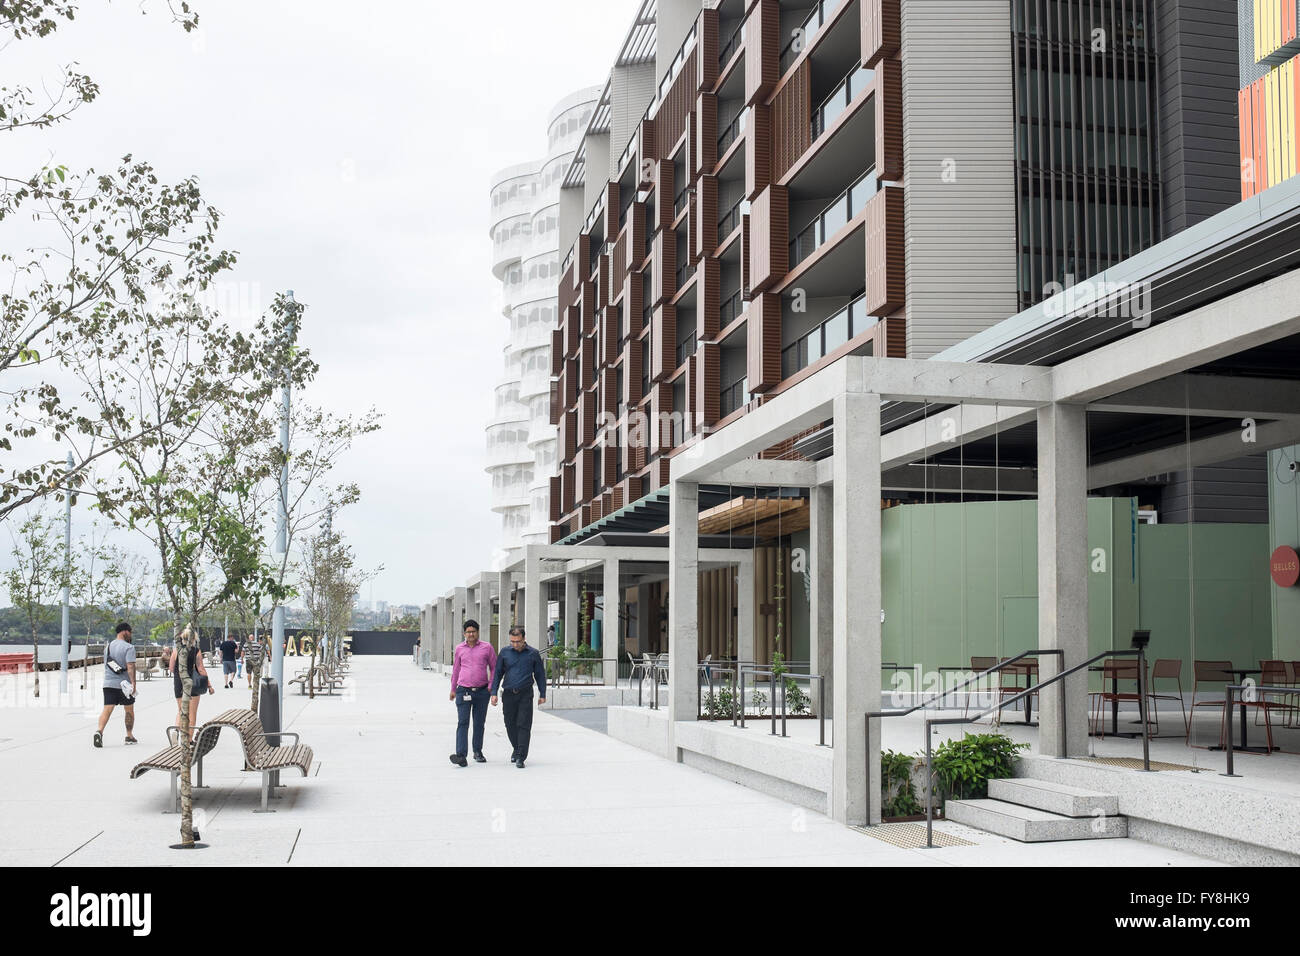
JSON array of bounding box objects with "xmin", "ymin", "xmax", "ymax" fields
[{"xmin": 103, "ymin": 687, "xmax": 135, "ymax": 707}]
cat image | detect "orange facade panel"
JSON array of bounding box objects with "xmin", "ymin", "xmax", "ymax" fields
[
  {"xmin": 744, "ymin": 0, "xmax": 779, "ymax": 107},
  {"xmin": 875, "ymin": 58, "xmax": 903, "ymax": 182},
  {"xmin": 862, "ymin": 0, "xmax": 900, "ymax": 68},
  {"xmin": 865, "ymin": 185, "xmax": 905, "ymax": 316},
  {"xmin": 771, "ymin": 60, "xmax": 811, "ymax": 182},
  {"xmin": 1240, "ymin": 85, "xmax": 1256, "ymax": 200},
  {"xmin": 746, "ymin": 292, "xmax": 782, "ymax": 392},
  {"xmin": 748, "ymin": 184, "xmax": 789, "ymax": 294}
]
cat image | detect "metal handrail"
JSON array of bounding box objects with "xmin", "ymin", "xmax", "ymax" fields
[
  {"xmin": 867, "ymin": 649, "xmax": 1061, "ymax": 723},
  {"xmin": 736, "ymin": 665, "xmax": 827, "ymax": 746},
  {"xmin": 543, "ymin": 656, "xmax": 620, "ymax": 686},
  {"xmin": 885, "ymin": 647, "xmax": 1151, "ymax": 849}
]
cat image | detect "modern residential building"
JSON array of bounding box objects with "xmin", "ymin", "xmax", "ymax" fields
[
  {"xmin": 1239, "ymin": 0, "xmax": 1300, "ymax": 197},
  {"xmin": 428, "ymin": 0, "xmax": 1300, "ymax": 862},
  {"xmin": 487, "ymin": 89, "xmax": 601, "ymax": 569}
]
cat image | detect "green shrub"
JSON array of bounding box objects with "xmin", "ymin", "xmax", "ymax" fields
[
  {"xmin": 929, "ymin": 732, "xmax": 1028, "ymax": 800},
  {"xmin": 881, "ymin": 750, "xmax": 922, "ymax": 818},
  {"xmin": 703, "ymin": 680, "xmax": 738, "ymax": 720}
]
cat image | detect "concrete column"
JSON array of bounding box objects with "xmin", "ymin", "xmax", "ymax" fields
[
  {"xmin": 420, "ymin": 605, "xmax": 431, "ymax": 659},
  {"xmin": 440, "ymin": 596, "xmax": 452, "ymax": 666},
  {"xmin": 603, "ymin": 557, "xmax": 620, "ymax": 686},
  {"xmin": 1037, "ymin": 403, "xmax": 1090, "ymax": 758},
  {"xmin": 496, "ymin": 571, "xmax": 512, "ymax": 650},
  {"xmin": 635, "ymin": 584, "xmax": 653, "ymax": 656},
  {"xmin": 668, "ymin": 479, "xmax": 700, "ymax": 725},
  {"xmin": 564, "ymin": 572, "xmax": 580, "ymax": 648},
  {"xmin": 476, "ymin": 580, "xmax": 489, "ymax": 636},
  {"xmin": 737, "ymin": 553, "xmax": 755, "ymax": 664},
  {"xmin": 453, "ymin": 587, "xmax": 467, "ymax": 657},
  {"xmin": 832, "ymin": 392, "xmax": 881, "ymax": 826},
  {"xmin": 809, "ymin": 483, "xmax": 834, "ymax": 712},
  {"xmin": 525, "ymin": 547, "xmax": 547, "ymax": 655}
]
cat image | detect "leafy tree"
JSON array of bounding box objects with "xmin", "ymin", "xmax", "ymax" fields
[
  {"xmin": 3, "ymin": 512, "xmax": 71, "ymax": 697},
  {"xmin": 1, "ymin": 1, "xmax": 227, "ymax": 520}
]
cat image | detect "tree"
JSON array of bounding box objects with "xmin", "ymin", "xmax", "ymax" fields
[
  {"xmin": 1, "ymin": 2, "xmax": 230, "ymax": 520},
  {"xmin": 299, "ymin": 520, "xmax": 373, "ymax": 697},
  {"xmin": 3, "ymin": 512, "xmax": 71, "ymax": 697}
]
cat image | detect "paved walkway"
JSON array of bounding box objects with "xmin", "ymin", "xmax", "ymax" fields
[{"xmin": 0, "ymin": 658, "xmax": 1220, "ymax": 866}]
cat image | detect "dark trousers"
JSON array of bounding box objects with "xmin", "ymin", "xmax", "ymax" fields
[
  {"xmin": 455, "ymin": 686, "xmax": 489, "ymax": 756},
  {"xmin": 501, "ymin": 687, "xmax": 534, "ymax": 760}
]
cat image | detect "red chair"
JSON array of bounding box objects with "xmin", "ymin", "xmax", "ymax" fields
[
  {"xmin": 1187, "ymin": 660, "xmax": 1232, "ymax": 749},
  {"xmin": 1148, "ymin": 658, "xmax": 1188, "ymax": 737}
]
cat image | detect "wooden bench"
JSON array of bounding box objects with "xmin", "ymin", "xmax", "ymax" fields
[
  {"xmin": 202, "ymin": 708, "xmax": 313, "ymax": 811},
  {"xmin": 136, "ymin": 657, "xmax": 159, "ymax": 681},
  {"xmin": 128, "ymin": 722, "xmax": 224, "ymax": 812}
]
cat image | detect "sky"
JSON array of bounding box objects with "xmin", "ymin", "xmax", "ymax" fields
[{"xmin": 2, "ymin": 0, "xmax": 635, "ymax": 606}]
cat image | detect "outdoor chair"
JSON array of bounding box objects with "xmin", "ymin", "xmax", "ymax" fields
[
  {"xmin": 627, "ymin": 654, "xmax": 648, "ymax": 687},
  {"xmin": 655, "ymin": 653, "xmax": 669, "ymax": 685},
  {"xmin": 1147, "ymin": 658, "xmax": 1188, "ymax": 737},
  {"xmin": 1095, "ymin": 659, "xmax": 1154, "ymax": 739},
  {"xmin": 1188, "ymin": 660, "xmax": 1232, "ymax": 748},
  {"xmin": 1255, "ymin": 660, "xmax": 1295, "ymax": 731},
  {"xmin": 964, "ymin": 656, "xmax": 998, "ymax": 718}
]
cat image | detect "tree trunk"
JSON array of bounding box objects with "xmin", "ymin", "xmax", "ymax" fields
[
  {"xmin": 31, "ymin": 626, "xmax": 39, "ymax": 699},
  {"xmin": 178, "ymin": 627, "xmax": 196, "ymax": 848},
  {"xmin": 249, "ymin": 662, "xmax": 261, "ymax": 715},
  {"xmin": 308, "ymin": 637, "xmax": 317, "ymax": 700}
]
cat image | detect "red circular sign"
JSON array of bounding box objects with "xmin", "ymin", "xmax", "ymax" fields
[{"xmin": 1271, "ymin": 546, "xmax": 1300, "ymax": 588}]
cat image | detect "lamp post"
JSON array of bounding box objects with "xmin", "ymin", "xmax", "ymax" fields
[
  {"xmin": 59, "ymin": 451, "xmax": 73, "ymax": 695},
  {"xmin": 270, "ymin": 290, "xmax": 295, "ymax": 729}
]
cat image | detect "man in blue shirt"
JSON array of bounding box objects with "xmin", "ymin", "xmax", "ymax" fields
[{"xmin": 489, "ymin": 625, "xmax": 547, "ymax": 768}]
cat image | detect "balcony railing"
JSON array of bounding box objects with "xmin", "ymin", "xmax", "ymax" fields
[
  {"xmin": 811, "ymin": 63, "xmax": 872, "ymax": 141},
  {"xmin": 717, "ymin": 108, "xmax": 747, "ymax": 153},
  {"xmin": 718, "ymin": 196, "xmax": 744, "ymax": 239},
  {"xmin": 779, "ymin": 0, "xmax": 845, "ymax": 73},
  {"xmin": 788, "ymin": 168, "xmax": 877, "ymax": 266},
  {"xmin": 719, "ymin": 20, "xmax": 743, "ymax": 69},
  {"xmin": 781, "ymin": 292, "xmax": 871, "ymax": 378},
  {"xmin": 676, "ymin": 329, "xmax": 697, "ymax": 369},
  {"xmin": 720, "ymin": 289, "xmax": 744, "ymax": 328},
  {"xmin": 674, "ymin": 183, "xmax": 691, "ymax": 218},
  {"xmin": 720, "ymin": 376, "xmax": 750, "ymax": 417}
]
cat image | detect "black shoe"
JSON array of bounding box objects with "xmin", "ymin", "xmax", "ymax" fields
[
  {"xmin": 473, "ymin": 753, "xmax": 486, "ymax": 763},
  {"xmin": 510, "ymin": 751, "xmax": 519, "ymax": 762},
  {"xmin": 93, "ymin": 731, "xmax": 102, "ymax": 748},
  {"xmin": 449, "ymin": 753, "xmax": 467, "ymax": 767},
  {"xmin": 515, "ymin": 759, "xmax": 525, "ymax": 769}
]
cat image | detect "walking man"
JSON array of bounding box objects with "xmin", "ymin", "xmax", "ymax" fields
[
  {"xmin": 489, "ymin": 625, "xmax": 546, "ymax": 768},
  {"xmin": 243, "ymin": 633, "xmax": 266, "ymax": 690},
  {"xmin": 218, "ymin": 632, "xmax": 240, "ymax": 689},
  {"xmin": 94, "ymin": 622, "xmax": 138, "ymax": 748},
  {"xmin": 449, "ymin": 620, "xmax": 496, "ymax": 767}
]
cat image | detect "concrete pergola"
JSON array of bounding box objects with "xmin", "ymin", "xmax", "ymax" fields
[{"xmin": 651, "ymin": 267, "xmax": 1300, "ymax": 826}]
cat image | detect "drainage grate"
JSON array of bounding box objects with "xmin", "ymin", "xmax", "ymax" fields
[
  {"xmin": 851, "ymin": 823, "xmax": 974, "ymax": 848},
  {"xmin": 1084, "ymin": 756, "xmax": 1198, "ymax": 772}
]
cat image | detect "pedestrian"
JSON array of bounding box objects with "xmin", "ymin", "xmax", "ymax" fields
[
  {"xmin": 169, "ymin": 629, "xmax": 215, "ymax": 738},
  {"xmin": 94, "ymin": 622, "xmax": 138, "ymax": 748},
  {"xmin": 448, "ymin": 619, "xmax": 496, "ymax": 767},
  {"xmin": 489, "ymin": 625, "xmax": 547, "ymax": 769},
  {"xmin": 218, "ymin": 632, "xmax": 240, "ymax": 689},
  {"xmin": 243, "ymin": 632, "xmax": 267, "ymax": 690}
]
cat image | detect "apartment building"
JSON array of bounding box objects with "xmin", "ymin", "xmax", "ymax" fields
[
  {"xmin": 487, "ymin": 89, "xmax": 600, "ymax": 569},
  {"xmin": 1239, "ymin": 0, "xmax": 1300, "ymax": 197},
  {"xmin": 550, "ymin": 0, "xmax": 1240, "ymax": 545}
]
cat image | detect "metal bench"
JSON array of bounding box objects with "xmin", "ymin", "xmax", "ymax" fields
[
  {"xmin": 202, "ymin": 708, "xmax": 314, "ymax": 811},
  {"xmin": 129, "ymin": 722, "xmax": 223, "ymax": 812}
]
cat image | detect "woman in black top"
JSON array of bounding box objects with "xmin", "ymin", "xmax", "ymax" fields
[{"xmin": 169, "ymin": 629, "xmax": 215, "ymax": 738}]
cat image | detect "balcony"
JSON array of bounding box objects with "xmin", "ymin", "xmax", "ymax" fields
[
  {"xmin": 780, "ymin": 292, "xmax": 871, "ymax": 378},
  {"xmin": 676, "ymin": 258, "xmax": 690, "ymax": 290},
  {"xmin": 720, "ymin": 289, "xmax": 744, "ymax": 328},
  {"xmin": 720, "ymin": 376, "xmax": 750, "ymax": 417},
  {"xmin": 779, "ymin": 0, "xmax": 846, "ymax": 74},
  {"xmin": 811, "ymin": 64, "xmax": 872, "ymax": 142},
  {"xmin": 718, "ymin": 195, "xmax": 744, "ymax": 239},
  {"xmin": 674, "ymin": 184, "xmax": 691, "ymax": 219},
  {"xmin": 717, "ymin": 108, "xmax": 747, "ymax": 154},
  {"xmin": 789, "ymin": 169, "xmax": 877, "ymax": 267},
  {"xmin": 719, "ymin": 20, "xmax": 743, "ymax": 71},
  {"xmin": 676, "ymin": 329, "xmax": 697, "ymax": 369}
]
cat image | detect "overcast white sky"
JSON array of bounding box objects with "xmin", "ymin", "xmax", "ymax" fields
[{"xmin": 2, "ymin": 0, "xmax": 635, "ymax": 606}]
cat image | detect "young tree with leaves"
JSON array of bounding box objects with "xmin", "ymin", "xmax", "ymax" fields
[{"xmin": 3, "ymin": 512, "xmax": 71, "ymax": 697}]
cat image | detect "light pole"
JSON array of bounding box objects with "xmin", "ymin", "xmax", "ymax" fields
[
  {"xmin": 59, "ymin": 451, "xmax": 73, "ymax": 695},
  {"xmin": 270, "ymin": 290, "xmax": 295, "ymax": 728}
]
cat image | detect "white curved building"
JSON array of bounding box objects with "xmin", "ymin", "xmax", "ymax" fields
[{"xmin": 487, "ymin": 88, "xmax": 600, "ymax": 570}]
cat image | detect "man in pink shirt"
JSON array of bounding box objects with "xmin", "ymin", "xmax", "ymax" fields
[{"xmin": 449, "ymin": 620, "xmax": 497, "ymax": 767}]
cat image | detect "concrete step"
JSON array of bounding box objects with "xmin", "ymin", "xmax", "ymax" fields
[
  {"xmin": 945, "ymin": 798, "xmax": 1128, "ymax": 842},
  {"xmin": 988, "ymin": 777, "xmax": 1119, "ymax": 817}
]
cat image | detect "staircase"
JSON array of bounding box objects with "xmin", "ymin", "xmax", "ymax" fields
[{"xmin": 944, "ymin": 778, "xmax": 1128, "ymax": 842}]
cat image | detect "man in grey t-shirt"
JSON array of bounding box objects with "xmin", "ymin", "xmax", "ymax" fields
[{"xmin": 95, "ymin": 622, "xmax": 138, "ymax": 748}]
